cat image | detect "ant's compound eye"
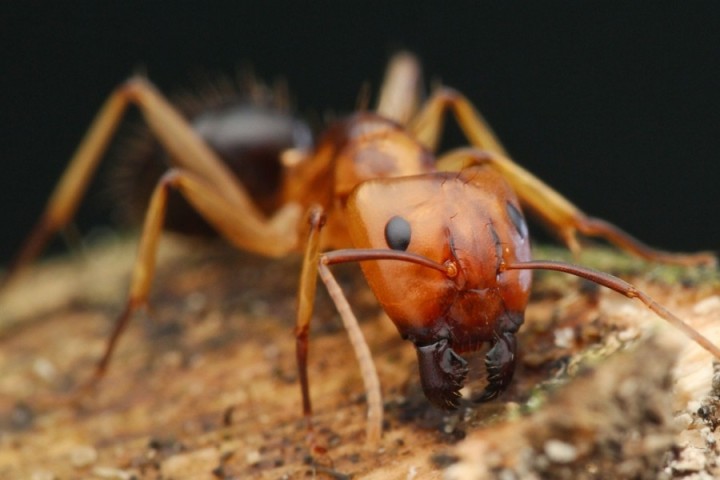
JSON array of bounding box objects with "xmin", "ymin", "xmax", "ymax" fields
[
  {"xmin": 384, "ymin": 215, "xmax": 412, "ymax": 251},
  {"xmin": 506, "ymin": 202, "xmax": 528, "ymax": 239}
]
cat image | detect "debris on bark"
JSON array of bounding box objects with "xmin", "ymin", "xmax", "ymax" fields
[{"xmin": 0, "ymin": 237, "xmax": 718, "ymax": 479}]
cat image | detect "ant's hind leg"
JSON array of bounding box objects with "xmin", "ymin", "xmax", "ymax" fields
[
  {"xmin": 375, "ymin": 51, "xmax": 423, "ymax": 127},
  {"xmin": 5, "ymin": 91, "xmax": 128, "ymax": 282},
  {"xmin": 6, "ymin": 77, "xmax": 269, "ymax": 284},
  {"xmin": 416, "ymin": 90, "xmax": 715, "ymax": 266}
]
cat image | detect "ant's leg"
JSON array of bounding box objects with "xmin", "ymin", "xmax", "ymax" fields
[
  {"xmin": 294, "ymin": 209, "xmax": 383, "ymax": 447},
  {"xmin": 6, "ymin": 91, "xmax": 127, "ymax": 281},
  {"xmin": 86, "ymin": 168, "xmax": 300, "ymax": 386},
  {"xmin": 416, "ymin": 90, "xmax": 715, "ymax": 266},
  {"xmin": 410, "ymin": 88, "xmax": 509, "ymax": 156},
  {"xmin": 375, "ymin": 51, "xmax": 423, "ymax": 126},
  {"xmin": 294, "ymin": 207, "xmax": 324, "ymax": 441},
  {"xmin": 6, "ymin": 77, "xmax": 268, "ymax": 283}
]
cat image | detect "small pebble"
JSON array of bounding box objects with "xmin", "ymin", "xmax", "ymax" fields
[
  {"xmin": 246, "ymin": 450, "xmax": 261, "ymax": 465},
  {"xmin": 92, "ymin": 466, "xmax": 135, "ymax": 479},
  {"xmin": 33, "ymin": 358, "xmax": 57, "ymax": 382},
  {"xmin": 31, "ymin": 472, "xmax": 56, "ymax": 480},
  {"xmin": 554, "ymin": 327, "xmax": 574, "ymax": 349},
  {"xmin": 674, "ymin": 412, "xmax": 693, "ymax": 430},
  {"xmin": 701, "ymin": 427, "xmax": 717, "ymax": 446},
  {"xmin": 693, "ymin": 296, "xmax": 720, "ymax": 315},
  {"xmin": 406, "ymin": 465, "xmax": 418, "ymax": 480},
  {"xmin": 670, "ymin": 446, "xmax": 706, "ymax": 473},
  {"xmin": 544, "ymin": 439, "xmax": 578, "ymax": 464},
  {"xmin": 70, "ymin": 445, "xmax": 98, "ymax": 468}
]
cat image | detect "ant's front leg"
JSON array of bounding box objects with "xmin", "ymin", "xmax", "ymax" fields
[
  {"xmin": 294, "ymin": 206, "xmax": 325, "ymax": 438},
  {"xmin": 295, "ymin": 207, "xmax": 383, "ymax": 448}
]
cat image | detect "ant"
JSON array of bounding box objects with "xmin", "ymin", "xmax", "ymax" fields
[{"xmin": 4, "ymin": 52, "xmax": 718, "ymax": 449}]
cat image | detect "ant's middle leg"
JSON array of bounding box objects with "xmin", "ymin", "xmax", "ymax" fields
[
  {"xmin": 414, "ymin": 89, "xmax": 715, "ymax": 266},
  {"xmin": 86, "ymin": 167, "xmax": 301, "ymax": 386}
]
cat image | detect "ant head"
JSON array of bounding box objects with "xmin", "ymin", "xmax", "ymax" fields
[{"xmin": 346, "ymin": 168, "xmax": 532, "ymax": 342}]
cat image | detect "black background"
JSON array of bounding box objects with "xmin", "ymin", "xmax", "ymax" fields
[{"xmin": 2, "ymin": 2, "xmax": 719, "ymax": 264}]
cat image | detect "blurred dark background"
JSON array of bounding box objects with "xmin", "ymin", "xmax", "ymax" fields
[{"xmin": 1, "ymin": 2, "xmax": 718, "ymax": 265}]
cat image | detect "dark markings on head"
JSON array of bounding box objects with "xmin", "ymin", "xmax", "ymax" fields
[{"xmin": 489, "ymin": 223, "xmax": 503, "ymax": 267}]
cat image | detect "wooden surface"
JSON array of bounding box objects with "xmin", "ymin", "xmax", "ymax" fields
[{"xmin": 1, "ymin": 236, "xmax": 719, "ymax": 479}]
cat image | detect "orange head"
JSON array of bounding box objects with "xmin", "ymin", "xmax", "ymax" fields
[{"xmin": 346, "ymin": 165, "xmax": 532, "ymax": 408}]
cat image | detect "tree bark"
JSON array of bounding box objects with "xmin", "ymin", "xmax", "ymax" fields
[{"xmin": 0, "ymin": 238, "xmax": 718, "ymax": 479}]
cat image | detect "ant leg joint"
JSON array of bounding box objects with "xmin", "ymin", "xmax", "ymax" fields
[
  {"xmin": 158, "ymin": 168, "xmax": 182, "ymax": 185},
  {"xmin": 122, "ymin": 75, "xmax": 150, "ymax": 89},
  {"xmin": 307, "ymin": 205, "xmax": 327, "ymax": 229},
  {"xmin": 118, "ymin": 76, "xmax": 156, "ymax": 102},
  {"xmin": 429, "ymin": 86, "xmax": 461, "ymax": 101}
]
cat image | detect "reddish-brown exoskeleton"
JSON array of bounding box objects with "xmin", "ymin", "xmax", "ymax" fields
[{"xmin": 6, "ymin": 53, "xmax": 718, "ymax": 447}]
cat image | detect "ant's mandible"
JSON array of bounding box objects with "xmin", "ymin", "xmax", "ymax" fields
[{"xmin": 4, "ymin": 52, "xmax": 718, "ymax": 448}]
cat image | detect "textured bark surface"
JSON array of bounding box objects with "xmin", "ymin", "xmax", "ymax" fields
[{"xmin": 0, "ymin": 236, "xmax": 718, "ymax": 479}]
